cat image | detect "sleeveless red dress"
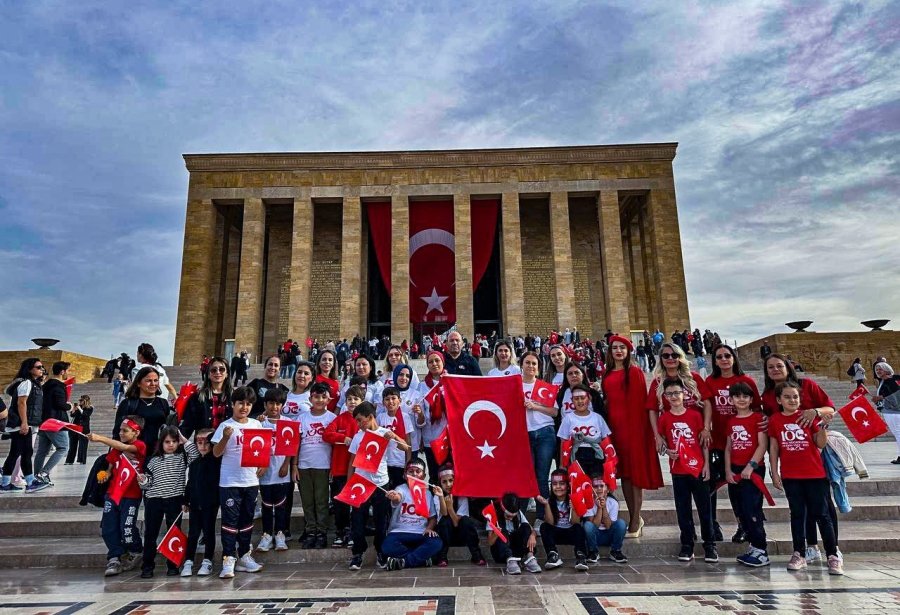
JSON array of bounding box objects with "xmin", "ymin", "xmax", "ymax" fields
[{"xmin": 603, "ymin": 366, "xmax": 664, "ymax": 490}]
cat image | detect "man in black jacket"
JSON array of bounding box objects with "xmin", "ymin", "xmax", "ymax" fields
[
  {"xmin": 33, "ymin": 361, "xmax": 74, "ymax": 487},
  {"xmin": 443, "ymin": 331, "xmax": 482, "ymax": 376}
]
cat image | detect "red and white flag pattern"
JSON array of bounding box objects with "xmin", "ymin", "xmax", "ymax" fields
[
  {"xmin": 531, "ymin": 379, "xmax": 560, "ymax": 406},
  {"xmin": 274, "ymin": 419, "xmax": 300, "ymax": 456},
  {"xmin": 240, "ymin": 429, "xmax": 273, "ymax": 468},
  {"xmin": 157, "ymin": 521, "xmax": 188, "ymax": 567},
  {"xmin": 838, "ymin": 395, "xmax": 888, "ymax": 444},
  {"xmin": 407, "ymin": 477, "xmax": 431, "ymax": 518},
  {"xmin": 481, "ymin": 501, "xmax": 507, "ymax": 543},
  {"xmin": 335, "ymin": 473, "xmax": 377, "ymax": 507},
  {"xmin": 430, "ymin": 426, "xmax": 451, "ymax": 466},
  {"xmin": 352, "ymin": 430, "xmax": 389, "ymax": 473}
]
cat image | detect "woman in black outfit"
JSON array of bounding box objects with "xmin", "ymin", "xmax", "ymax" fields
[
  {"xmin": 113, "ymin": 366, "xmax": 169, "ymax": 463},
  {"xmin": 65, "ymin": 395, "xmax": 93, "ymax": 464},
  {"xmin": 179, "ymin": 356, "xmax": 233, "ymax": 438}
]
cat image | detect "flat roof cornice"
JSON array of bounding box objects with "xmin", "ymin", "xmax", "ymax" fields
[{"xmin": 183, "ymin": 143, "xmax": 677, "ymax": 172}]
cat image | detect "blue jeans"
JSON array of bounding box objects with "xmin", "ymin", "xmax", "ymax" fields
[
  {"xmin": 33, "ymin": 429, "xmax": 70, "ymax": 477},
  {"xmin": 584, "ymin": 518, "xmax": 626, "ymax": 552},
  {"xmin": 381, "ymin": 531, "xmax": 443, "ymax": 568},
  {"xmin": 101, "ymin": 496, "xmax": 143, "ymax": 560},
  {"xmin": 526, "ymin": 426, "xmax": 556, "ymax": 512}
]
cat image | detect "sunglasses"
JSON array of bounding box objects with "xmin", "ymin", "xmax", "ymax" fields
[
  {"xmin": 715, "ymin": 353, "xmax": 732, "ymax": 360},
  {"xmin": 209, "ymin": 367, "xmax": 227, "ymax": 374},
  {"xmin": 660, "ymin": 353, "xmax": 678, "ymax": 359},
  {"xmin": 33, "ymin": 365, "xmax": 44, "ymax": 370}
]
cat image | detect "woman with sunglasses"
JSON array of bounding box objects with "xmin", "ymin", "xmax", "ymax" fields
[
  {"xmin": 1, "ymin": 358, "xmax": 46, "ymax": 492},
  {"xmin": 600, "ymin": 336, "xmax": 663, "ymax": 537},
  {"xmin": 179, "ymin": 357, "xmax": 233, "ymax": 439},
  {"xmin": 704, "ymin": 344, "xmax": 763, "ymax": 543}
]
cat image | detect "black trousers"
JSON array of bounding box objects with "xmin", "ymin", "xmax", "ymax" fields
[
  {"xmin": 387, "ymin": 466, "xmax": 405, "ymax": 489},
  {"xmin": 541, "ymin": 523, "xmax": 587, "ymax": 555},
  {"xmin": 220, "ymin": 485, "xmax": 258, "ymax": 558},
  {"xmin": 186, "ymin": 499, "xmax": 218, "ymax": 562},
  {"xmin": 731, "ymin": 464, "xmax": 767, "ymax": 551},
  {"xmin": 330, "ymin": 475, "xmax": 350, "ymax": 534},
  {"xmin": 436, "ymin": 515, "xmax": 482, "ymax": 561},
  {"xmin": 260, "ymin": 482, "xmax": 291, "ymax": 535},
  {"xmin": 143, "ymin": 496, "xmax": 183, "ymax": 572},
  {"xmin": 2, "ymin": 430, "xmax": 33, "ymax": 476},
  {"xmin": 709, "ymin": 449, "xmax": 740, "ymax": 525},
  {"xmin": 490, "ymin": 522, "xmax": 532, "ymax": 563},
  {"xmin": 783, "ymin": 478, "xmax": 837, "ymax": 557},
  {"xmin": 672, "ymin": 474, "xmax": 714, "ymax": 547},
  {"xmin": 65, "ymin": 430, "xmax": 89, "ymax": 464},
  {"xmin": 574, "ymin": 446, "xmax": 602, "ymax": 477},
  {"xmin": 806, "ymin": 490, "xmax": 839, "ymax": 546},
  {"xmin": 350, "ymin": 486, "xmax": 390, "ymax": 556}
]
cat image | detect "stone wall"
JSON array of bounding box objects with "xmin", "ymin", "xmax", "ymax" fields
[
  {"xmin": 519, "ymin": 199, "xmax": 558, "ymax": 335},
  {"xmin": 569, "ymin": 197, "xmax": 603, "ymax": 339},
  {"xmin": 0, "ymin": 350, "xmax": 107, "ymax": 390},
  {"xmin": 261, "ymin": 205, "xmax": 293, "ymax": 356},
  {"xmin": 309, "ymin": 202, "xmax": 343, "ymax": 342},
  {"xmin": 736, "ymin": 331, "xmax": 900, "ymax": 381}
]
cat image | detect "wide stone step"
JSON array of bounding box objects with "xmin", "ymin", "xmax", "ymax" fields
[{"xmin": 3, "ymin": 518, "xmax": 899, "ymax": 568}]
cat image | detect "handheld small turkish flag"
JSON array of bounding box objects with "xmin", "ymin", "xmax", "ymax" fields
[
  {"xmin": 407, "ymin": 477, "xmax": 432, "ymax": 518},
  {"xmin": 676, "ymin": 436, "xmax": 703, "ymax": 478},
  {"xmin": 39, "ymin": 418, "xmax": 83, "ymax": 433},
  {"xmin": 481, "ymin": 501, "xmax": 507, "ymax": 543},
  {"xmin": 442, "ymin": 375, "xmax": 537, "ymax": 498},
  {"xmin": 560, "ymin": 438, "xmax": 574, "ymax": 467},
  {"xmin": 600, "ymin": 436, "xmax": 617, "ymax": 462},
  {"xmin": 848, "ymin": 384, "xmax": 869, "ymax": 401},
  {"xmin": 335, "ymin": 472, "xmax": 377, "ymax": 508},
  {"xmin": 107, "ymin": 453, "xmax": 138, "ymax": 505},
  {"xmin": 531, "ymin": 379, "xmax": 560, "ymax": 406},
  {"xmin": 316, "ymin": 375, "xmax": 341, "ymax": 411},
  {"xmin": 157, "ymin": 520, "xmax": 188, "ymax": 567},
  {"xmin": 64, "ymin": 377, "xmax": 75, "ymax": 402},
  {"xmin": 603, "ymin": 457, "xmax": 618, "ymax": 492},
  {"xmin": 567, "ymin": 461, "xmax": 595, "ymax": 518},
  {"xmin": 838, "ymin": 396, "xmax": 888, "ymax": 444},
  {"xmin": 240, "ymin": 429, "xmax": 273, "ymax": 467},
  {"xmin": 430, "ymin": 426, "xmax": 451, "ymax": 466},
  {"xmin": 274, "ymin": 419, "xmax": 300, "ymax": 456},
  {"xmin": 352, "ymin": 430, "xmax": 389, "ymax": 473},
  {"xmin": 424, "ymin": 384, "xmax": 443, "ymax": 413},
  {"xmin": 174, "ymin": 382, "xmax": 198, "ymax": 420}
]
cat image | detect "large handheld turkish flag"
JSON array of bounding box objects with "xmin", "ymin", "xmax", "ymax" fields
[
  {"xmin": 442, "ymin": 374, "xmax": 537, "ymax": 498},
  {"xmin": 838, "ymin": 396, "xmax": 888, "ymax": 443}
]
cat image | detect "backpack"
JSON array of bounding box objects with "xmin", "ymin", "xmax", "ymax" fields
[{"xmin": 846, "ymin": 365, "xmax": 855, "ymax": 377}]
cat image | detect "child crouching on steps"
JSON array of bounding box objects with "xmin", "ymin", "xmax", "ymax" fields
[
  {"xmin": 138, "ymin": 426, "xmax": 197, "ymax": 578},
  {"xmin": 88, "ymin": 415, "xmax": 146, "ymax": 577},
  {"xmin": 537, "ymin": 469, "xmax": 589, "ymax": 571},
  {"xmin": 181, "ymin": 427, "xmax": 221, "ymax": 577}
]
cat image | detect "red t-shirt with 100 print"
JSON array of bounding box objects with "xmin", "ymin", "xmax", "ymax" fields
[{"xmin": 767, "ymin": 410, "xmax": 825, "ymax": 479}]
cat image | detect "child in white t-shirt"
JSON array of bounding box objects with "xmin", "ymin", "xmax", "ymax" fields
[
  {"xmin": 377, "ymin": 386, "xmax": 414, "ymax": 488},
  {"xmin": 557, "ymin": 383, "xmax": 611, "ymax": 476},
  {"xmin": 382, "ymin": 458, "xmax": 443, "ymax": 571},
  {"xmin": 257, "ymin": 389, "xmax": 291, "ymax": 553},
  {"xmin": 296, "ymin": 382, "xmax": 336, "ymax": 549}
]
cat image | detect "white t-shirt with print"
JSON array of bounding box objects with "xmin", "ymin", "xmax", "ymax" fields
[
  {"xmin": 377, "ymin": 410, "xmax": 414, "ymax": 468},
  {"xmin": 557, "ymin": 412, "xmax": 611, "ymax": 449},
  {"xmin": 584, "ymin": 496, "xmax": 620, "ymax": 522},
  {"xmin": 283, "ymin": 391, "xmax": 310, "ymax": 420},
  {"xmin": 211, "ymin": 417, "xmax": 263, "ymax": 488},
  {"xmin": 388, "ymin": 483, "xmax": 436, "ymax": 534},
  {"xmin": 487, "ymin": 365, "xmax": 522, "ymax": 377},
  {"xmin": 297, "ymin": 409, "xmax": 335, "ymax": 470}
]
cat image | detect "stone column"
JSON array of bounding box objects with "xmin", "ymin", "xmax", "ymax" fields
[
  {"xmin": 174, "ymin": 199, "xmax": 218, "ymax": 364},
  {"xmin": 390, "ymin": 193, "xmax": 410, "ymax": 344},
  {"xmin": 598, "ymin": 190, "xmax": 632, "ymax": 335},
  {"xmin": 646, "ymin": 188, "xmax": 690, "ymax": 332},
  {"xmin": 454, "ymin": 193, "xmax": 475, "ymax": 338},
  {"xmin": 339, "ymin": 195, "xmax": 362, "ymax": 340},
  {"xmin": 500, "ymin": 192, "xmax": 525, "ymax": 336},
  {"xmin": 287, "ymin": 196, "xmax": 314, "ymax": 357},
  {"xmin": 549, "ymin": 191, "xmax": 577, "ymax": 330},
  {"xmin": 234, "ymin": 198, "xmax": 267, "ymax": 361}
]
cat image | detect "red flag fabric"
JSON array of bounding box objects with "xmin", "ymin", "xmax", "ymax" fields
[
  {"xmin": 384, "ymin": 411, "xmax": 407, "ymax": 441},
  {"xmin": 240, "ymin": 429, "xmax": 273, "ymax": 467},
  {"xmin": 481, "ymin": 501, "xmax": 507, "ymax": 543},
  {"xmin": 676, "ymin": 437, "xmax": 703, "ymax": 478},
  {"xmin": 336, "ymin": 472, "xmax": 377, "ymax": 508},
  {"xmin": 531, "ymin": 379, "xmax": 561, "ymax": 407},
  {"xmin": 274, "ymin": 419, "xmax": 301, "ymax": 456},
  {"xmin": 407, "ymin": 477, "xmax": 431, "ymax": 518},
  {"xmin": 838, "ymin": 396, "xmax": 888, "ymax": 444},
  {"xmin": 316, "ymin": 375, "xmax": 341, "ymax": 411},
  {"xmin": 107, "ymin": 454, "xmax": 138, "ymax": 505},
  {"xmin": 64, "ymin": 377, "xmax": 75, "ymax": 402},
  {"xmin": 567, "ymin": 461, "xmax": 595, "ymax": 518},
  {"xmin": 424, "ymin": 384, "xmax": 443, "ymax": 410},
  {"xmin": 600, "ymin": 436, "xmax": 617, "ymax": 462},
  {"xmin": 603, "ymin": 457, "xmax": 618, "ymax": 492},
  {"xmin": 409, "ymin": 200, "xmax": 456, "ymax": 324},
  {"xmin": 848, "ymin": 384, "xmax": 869, "ymax": 401},
  {"xmin": 174, "ymin": 382, "xmax": 198, "ymax": 420},
  {"xmin": 442, "ymin": 375, "xmax": 537, "ymax": 498},
  {"xmin": 39, "ymin": 418, "xmax": 83, "ymax": 433},
  {"xmin": 352, "ymin": 430, "xmax": 389, "ymax": 473},
  {"xmin": 157, "ymin": 521, "xmax": 188, "ymax": 567},
  {"xmin": 560, "ymin": 438, "xmax": 574, "ymax": 468},
  {"xmin": 430, "ymin": 426, "xmax": 451, "ymax": 466}
]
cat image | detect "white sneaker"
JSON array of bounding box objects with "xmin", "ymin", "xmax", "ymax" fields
[
  {"xmin": 219, "ymin": 556, "xmax": 236, "ymax": 579},
  {"xmin": 198, "ymin": 559, "xmax": 214, "ymax": 576},
  {"xmin": 805, "ymin": 545, "xmax": 822, "ymax": 563},
  {"xmin": 274, "ymin": 531, "xmax": 288, "ymax": 551},
  {"xmin": 235, "ymin": 552, "xmax": 263, "ymax": 573},
  {"xmin": 180, "ymin": 560, "xmax": 193, "ymax": 577},
  {"xmin": 257, "ymin": 533, "xmax": 273, "ymax": 552}
]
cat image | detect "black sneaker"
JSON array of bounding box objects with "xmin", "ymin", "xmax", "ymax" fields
[
  {"xmin": 586, "ymin": 551, "xmax": 600, "ymax": 564},
  {"xmin": 348, "ymin": 555, "xmax": 363, "ymax": 571},
  {"xmin": 166, "ymin": 568, "xmax": 179, "ymax": 577},
  {"xmin": 302, "ymin": 533, "xmax": 317, "ymax": 549},
  {"xmin": 713, "ymin": 522, "xmax": 724, "ymax": 542},
  {"xmin": 140, "ymin": 569, "xmax": 154, "ymax": 579},
  {"xmin": 315, "ymin": 532, "xmax": 327, "ymax": 549},
  {"xmin": 678, "ymin": 545, "xmax": 694, "ymax": 562},
  {"xmin": 891, "ymin": 457, "xmax": 900, "ymax": 465},
  {"xmin": 609, "ymin": 549, "xmax": 628, "ymax": 564},
  {"xmin": 376, "ymin": 552, "xmax": 388, "ymax": 569},
  {"xmin": 704, "ymin": 544, "xmax": 719, "ymax": 563},
  {"xmin": 574, "ymin": 552, "xmax": 588, "ymax": 571},
  {"xmin": 387, "ymin": 556, "xmax": 405, "ymax": 571},
  {"xmin": 731, "ymin": 526, "xmax": 747, "ymax": 543},
  {"xmin": 544, "ymin": 551, "xmax": 562, "ymax": 569}
]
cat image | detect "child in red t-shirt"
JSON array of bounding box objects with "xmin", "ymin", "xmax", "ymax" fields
[
  {"xmin": 768, "ymin": 381, "xmax": 842, "ymax": 575},
  {"xmin": 89, "ymin": 415, "xmax": 147, "ymax": 577},
  {"xmin": 724, "ymin": 381, "xmax": 769, "ymax": 567},
  {"xmin": 657, "ymin": 379, "xmax": 716, "ymax": 564}
]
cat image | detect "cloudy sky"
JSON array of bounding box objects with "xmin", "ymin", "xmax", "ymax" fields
[{"xmin": 1, "ymin": 1, "xmax": 898, "ymax": 363}]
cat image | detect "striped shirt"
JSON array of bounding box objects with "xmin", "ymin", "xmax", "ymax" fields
[{"xmin": 142, "ymin": 446, "xmax": 200, "ymax": 499}]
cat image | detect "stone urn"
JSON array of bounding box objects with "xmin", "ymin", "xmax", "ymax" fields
[
  {"xmin": 31, "ymin": 338, "xmax": 60, "ymax": 350},
  {"xmin": 785, "ymin": 321, "xmax": 813, "ymax": 333},
  {"xmin": 861, "ymin": 319, "xmax": 890, "ymax": 331}
]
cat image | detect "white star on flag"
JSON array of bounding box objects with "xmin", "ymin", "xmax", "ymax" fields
[
  {"xmin": 863, "ymin": 420, "xmax": 870, "ymax": 427},
  {"xmin": 420, "ymin": 287, "xmax": 449, "ymax": 315},
  {"xmin": 476, "ymin": 440, "xmax": 496, "ymax": 458}
]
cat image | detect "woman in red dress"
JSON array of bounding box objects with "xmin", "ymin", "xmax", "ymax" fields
[{"xmin": 601, "ymin": 335, "xmax": 663, "ymax": 537}]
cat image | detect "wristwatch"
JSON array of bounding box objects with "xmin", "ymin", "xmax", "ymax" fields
[{"xmin": 749, "ymin": 461, "xmax": 759, "ymax": 469}]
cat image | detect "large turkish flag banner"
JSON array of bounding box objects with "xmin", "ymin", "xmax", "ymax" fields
[
  {"xmin": 409, "ymin": 201, "xmax": 456, "ymax": 324},
  {"xmin": 442, "ymin": 374, "xmax": 537, "ymax": 498},
  {"xmin": 838, "ymin": 396, "xmax": 888, "ymax": 443}
]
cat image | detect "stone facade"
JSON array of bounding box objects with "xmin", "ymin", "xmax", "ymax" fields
[
  {"xmin": 174, "ymin": 144, "xmax": 690, "ymax": 363},
  {"xmin": 0, "ymin": 350, "xmax": 107, "ymax": 389}
]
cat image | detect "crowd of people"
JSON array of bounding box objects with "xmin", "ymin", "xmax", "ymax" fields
[{"xmin": 2, "ymin": 331, "xmax": 898, "ymax": 583}]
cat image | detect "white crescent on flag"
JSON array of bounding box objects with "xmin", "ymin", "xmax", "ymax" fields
[
  {"xmin": 250, "ymin": 435, "xmax": 265, "ymax": 449},
  {"xmin": 366, "ymin": 440, "xmax": 381, "ymax": 454},
  {"xmin": 167, "ymin": 536, "xmax": 182, "ymax": 553},
  {"xmin": 280, "ymin": 425, "xmax": 293, "ymax": 441},
  {"xmin": 463, "ymin": 400, "xmax": 507, "ymax": 439},
  {"xmin": 851, "ymin": 406, "xmax": 868, "ymax": 422}
]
